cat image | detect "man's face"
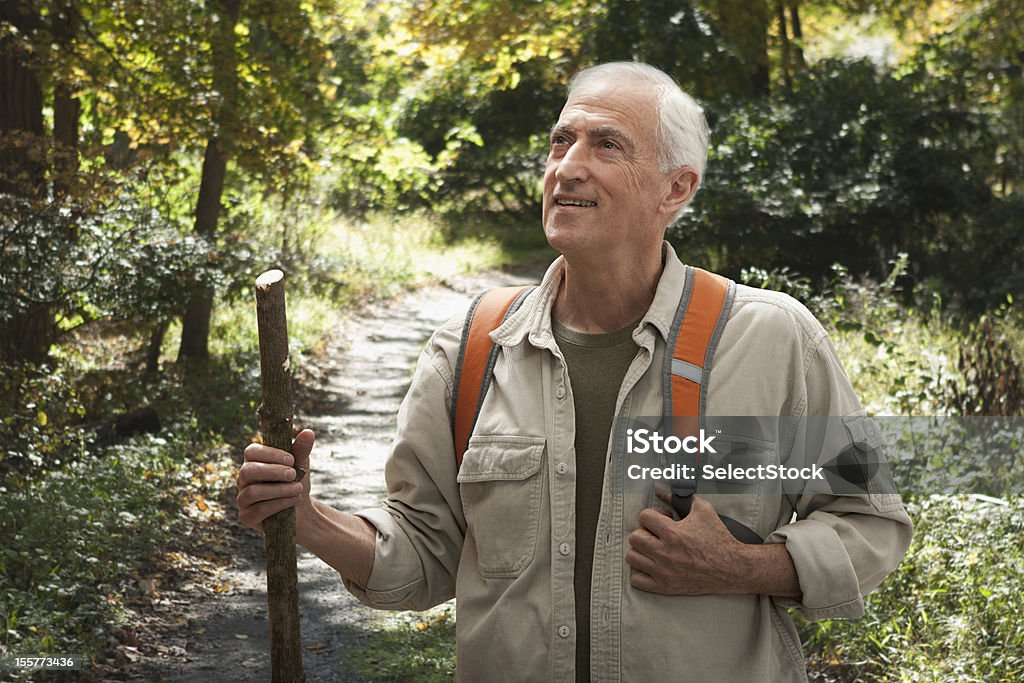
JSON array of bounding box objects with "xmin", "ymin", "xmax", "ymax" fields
[{"xmin": 542, "ymin": 79, "xmax": 675, "ymax": 259}]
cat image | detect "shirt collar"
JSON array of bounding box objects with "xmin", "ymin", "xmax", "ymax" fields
[{"xmin": 490, "ymin": 241, "xmax": 689, "ymax": 349}]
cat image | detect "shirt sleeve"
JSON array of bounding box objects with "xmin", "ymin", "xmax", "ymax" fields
[
  {"xmin": 765, "ymin": 332, "xmax": 914, "ymax": 621},
  {"xmin": 343, "ymin": 317, "xmax": 466, "ymax": 611}
]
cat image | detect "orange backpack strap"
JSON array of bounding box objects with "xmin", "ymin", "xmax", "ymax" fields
[
  {"xmin": 666, "ymin": 266, "xmax": 735, "ymax": 427},
  {"xmin": 452, "ymin": 286, "xmax": 533, "ymax": 467},
  {"xmin": 664, "ymin": 267, "xmax": 735, "ymax": 495},
  {"xmin": 664, "ymin": 268, "xmax": 762, "ymax": 544}
]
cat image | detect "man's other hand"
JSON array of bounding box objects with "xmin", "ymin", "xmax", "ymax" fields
[
  {"xmin": 626, "ymin": 495, "xmax": 802, "ymax": 598},
  {"xmin": 626, "ymin": 495, "xmax": 745, "ymax": 595},
  {"xmin": 236, "ymin": 428, "xmax": 315, "ymax": 532}
]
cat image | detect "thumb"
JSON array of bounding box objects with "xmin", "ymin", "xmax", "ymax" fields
[{"xmin": 292, "ymin": 428, "xmax": 315, "ymax": 470}]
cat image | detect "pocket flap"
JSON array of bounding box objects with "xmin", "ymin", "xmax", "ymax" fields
[
  {"xmin": 842, "ymin": 415, "xmax": 884, "ymax": 449},
  {"xmin": 457, "ymin": 436, "xmax": 545, "ymax": 483}
]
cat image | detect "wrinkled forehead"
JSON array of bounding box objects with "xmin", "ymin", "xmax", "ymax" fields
[{"xmin": 557, "ymin": 78, "xmax": 660, "ymax": 147}]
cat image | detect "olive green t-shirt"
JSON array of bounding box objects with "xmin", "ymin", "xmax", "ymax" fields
[{"xmin": 552, "ymin": 315, "xmax": 640, "ymax": 683}]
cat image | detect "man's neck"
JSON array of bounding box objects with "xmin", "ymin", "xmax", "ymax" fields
[{"xmin": 553, "ymin": 243, "xmax": 664, "ymax": 333}]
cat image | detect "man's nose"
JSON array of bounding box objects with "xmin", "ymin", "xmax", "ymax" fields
[{"xmin": 554, "ymin": 141, "xmax": 590, "ymax": 184}]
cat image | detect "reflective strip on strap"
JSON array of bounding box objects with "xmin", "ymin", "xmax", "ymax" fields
[
  {"xmin": 670, "ymin": 358, "xmax": 702, "ymax": 383},
  {"xmin": 670, "ymin": 268, "xmax": 730, "ymax": 421}
]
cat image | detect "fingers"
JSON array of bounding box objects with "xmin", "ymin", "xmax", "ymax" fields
[
  {"xmin": 237, "ymin": 480, "xmax": 304, "ymax": 507},
  {"xmin": 243, "ymin": 441, "xmax": 294, "ymax": 467},
  {"xmin": 629, "ymin": 567, "xmax": 662, "ymax": 593},
  {"xmin": 241, "ymin": 429, "xmax": 315, "ymax": 468},
  {"xmin": 237, "ymin": 433, "xmax": 315, "ymax": 533},
  {"xmin": 238, "ymin": 491, "xmax": 302, "ymax": 531},
  {"xmin": 628, "ymin": 526, "xmax": 659, "ymax": 554},
  {"xmin": 625, "ymin": 547, "xmax": 658, "ymax": 574},
  {"xmin": 637, "ymin": 507, "xmax": 674, "ymax": 536}
]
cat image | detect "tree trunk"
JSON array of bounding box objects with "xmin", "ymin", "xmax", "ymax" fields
[
  {"xmin": 788, "ymin": 0, "xmax": 806, "ymax": 70},
  {"xmin": 0, "ymin": 2, "xmax": 44, "ymax": 196},
  {"xmin": 177, "ymin": 0, "xmax": 241, "ymax": 362},
  {"xmin": 145, "ymin": 318, "xmax": 169, "ymax": 373},
  {"xmin": 178, "ymin": 138, "xmax": 227, "ymax": 360},
  {"xmin": 0, "ymin": 2, "xmax": 53, "ymax": 365},
  {"xmin": 51, "ymin": 0, "xmax": 80, "ymax": 198},
  {"xmin": 776, "ymin": 0, "xmax": 792, "ymax": 92},
  {"xmin": 713, "ymin": 0, "xmax": 771, "ymax": 98}
]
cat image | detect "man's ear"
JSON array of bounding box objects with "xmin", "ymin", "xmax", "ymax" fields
[{"xmin": 660, "ymin": 167, "xmax": 700, "ymax": 218}]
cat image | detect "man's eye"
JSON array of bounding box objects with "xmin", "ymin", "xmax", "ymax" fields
[
  {"xmin": 552, "ymin": 135, "xmax": 569, "ymax": 145},
  {"xmin": 602, "ymin": 140, "xmax": 619, "ymax": 150}
]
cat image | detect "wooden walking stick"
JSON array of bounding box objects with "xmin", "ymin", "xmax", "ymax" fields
[{"xmin": 254, "ymin": 269, "xmax": 305, "ymax": 682}]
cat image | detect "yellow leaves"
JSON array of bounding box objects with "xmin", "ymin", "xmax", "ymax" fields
[
  {"xmin": 284, "ymin": 138, "xmax": 305, "ymax": 156},
  {"xmin": 193, "ymin": 495, "xmax": 209, "ymax": 512},
  {"xmin": 36, "ymin": 410, "xmax": 48, "ymax": 427}
]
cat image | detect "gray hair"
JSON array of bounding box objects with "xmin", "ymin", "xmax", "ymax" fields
[{"xmin": 567, "ymin": 62, "xmax": 710, "ymax": 216}]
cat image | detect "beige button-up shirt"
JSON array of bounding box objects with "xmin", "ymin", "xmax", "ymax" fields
[{"xmin": 346, "ymin": 244, "xmax": 913, "ymax": 682}]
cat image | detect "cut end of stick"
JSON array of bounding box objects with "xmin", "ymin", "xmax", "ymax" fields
[{"xmin": 256, "ymin": 269, "xmax": 285, "ymax": 290}]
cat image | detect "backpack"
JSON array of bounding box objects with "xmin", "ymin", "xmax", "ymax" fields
[{"xmin": 450, "ymin": 267, "xmax": 762, "ymax": 543}]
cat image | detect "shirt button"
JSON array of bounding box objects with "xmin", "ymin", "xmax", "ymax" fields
[
  {"xmin": 558, "ymin": 625, "xmax": 571, "ymax": 638},
  {"xmin": 556, "ymin": 462, "xmax": 569, "ymax": 475},
  {"xmin": 555, "ymin": 385, "xmax": 566, "ymax": 399},
  {"xmin": 559, "ymin": 542, "xmax": 571, "ymax": 556}
]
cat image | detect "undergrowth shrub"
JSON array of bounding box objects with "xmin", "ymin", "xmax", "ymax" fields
[
  {"xmin": 947, "ymin": 314, "xmax": 1024, "ymax": 417},
  {"xmin": 0, "ymin": 437, "xmax": 187, "ymax": 659},
  {"xmin": 800, "ymin": 495, "xmax": 1024, "ymax": 683},
  {"xmin": 742, "ymin": 256, "xmax": 954, "ymax": 415}
]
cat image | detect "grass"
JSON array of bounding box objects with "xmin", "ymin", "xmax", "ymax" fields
[
  {"xmin": 801, "ymin": 495, "xmax": 1024, "ymax": 683},
  {"xmin": 347, "ymin": 604, "xmax": 456, "ymax": 682}
]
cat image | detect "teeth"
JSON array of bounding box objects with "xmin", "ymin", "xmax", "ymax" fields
[{"xmin": 557, "ymin": 199, "xmax": 597, "ymax": 207}]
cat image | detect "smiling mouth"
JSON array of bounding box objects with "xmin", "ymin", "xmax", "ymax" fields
[{"xmin": 555, "ymin": 198, "xmax": 597, "ymax": 207}]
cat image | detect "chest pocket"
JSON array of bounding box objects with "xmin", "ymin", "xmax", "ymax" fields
[
  {"xmin": 457, "ymin": 435, "xmax": 546, "ymax": 578},
  {"xmin": 698, "ymin": 435, "xmax": 779, "ymax": 539}
]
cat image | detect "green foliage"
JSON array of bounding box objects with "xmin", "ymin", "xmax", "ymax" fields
[
  {"xmin": 799, "ymin": 495, "xmax": 1024, "ymax": 683},
  {"xmin": 590, "ymin": 0, "xmax": 768, "ymax": 101},
  {"xmin": 677, "ymin": 57, "xmax": 1023, "ymax": 309},
  {"xmin": 946, "ymin": 312, "xmax": 1024, "ymax": 417},
  {"xmin": 0, "ymin": 363, "xmax": 89, "ymax": 473},
  {"xmin": 0, "ymin": 345, "xmax": 256, "ymax": 669},
  {"xmin": 77, "ymin": 0, "xmax": 342, "ymax": 184},
  {"xmin": 0, "ymin": 437, "xmax": 187, "ymax": 658},
  {"xmin": 349, "ymin": 604, "xmax": 456, "ymax": 682},
  {"xmin": 743, "ymin": 255, "xmax": 955, "ymax": 416}
]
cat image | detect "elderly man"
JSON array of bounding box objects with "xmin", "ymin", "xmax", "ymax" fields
[{"xmin": 237, "ymin": 61, "xmax": 912, "ymax": 682}]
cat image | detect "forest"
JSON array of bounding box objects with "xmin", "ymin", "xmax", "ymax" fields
[{"xmin": 1, "ymin": 0, "xmax": 1023, "ymax": 680}]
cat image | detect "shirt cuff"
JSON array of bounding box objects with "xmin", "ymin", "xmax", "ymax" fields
[
  {"xmin": 342, "ymin": 507, "xmax": 425, "ymax": 610},
  {"xmin": 765, "ymin": 518, "xmax": 865, "ymax": 621}
]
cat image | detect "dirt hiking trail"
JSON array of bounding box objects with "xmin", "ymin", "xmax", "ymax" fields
[{"xmin": 122, "ymin": 263, "xmax": 543, "ymax": 682}]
